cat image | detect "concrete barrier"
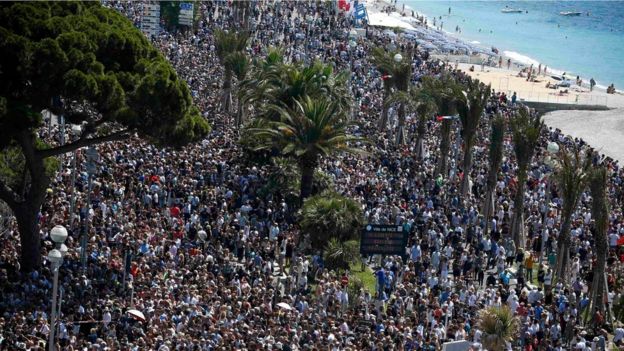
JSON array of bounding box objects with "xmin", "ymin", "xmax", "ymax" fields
[{"xmin": 522, "ymin": 101, "xmax": 610, "ymax": 115}]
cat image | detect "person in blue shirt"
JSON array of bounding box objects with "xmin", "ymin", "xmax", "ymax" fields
[
  {"xmin": 376, "ymin": 268, "xmax": 386, "ymax": 295},
  {"xmin": 376, "ymin": 322, "xmax": 385, "ymax": 334},
  {"xmin": 534, "ymin": 302, "xmax": 544, "ymax": 320},
  {"xmin": 440, "ymin": 287, "xmax": 450, "ymax": 304}
]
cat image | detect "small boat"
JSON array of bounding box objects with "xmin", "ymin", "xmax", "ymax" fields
[
  {"xmin": 501, "ymin": 8, "xmax": 523, "ymax": 13},
  {"xmin": 560, "ymin": 11, "xmax": 582, "ymax": 16}
]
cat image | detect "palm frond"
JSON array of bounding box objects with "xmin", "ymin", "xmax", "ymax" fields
[
  {"xmin": 225, "ymin": 51, "xmax": 251, "ymax": 81},
  {"xmin": 478, "ymin": 306, "xmax": 519, "ymax": 350},
  {"xmin": 214, "ymin": 29, "xmax": 249, "ymax": 64}
]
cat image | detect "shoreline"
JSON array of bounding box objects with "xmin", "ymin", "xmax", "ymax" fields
[{"xmin": 365, "ymin": 0, "xmax": 621, "ymax": 96}]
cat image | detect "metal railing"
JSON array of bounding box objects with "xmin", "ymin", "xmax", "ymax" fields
[{"xmin": 508, "ymin": 90, "xmax": 608, "ymax": 106}]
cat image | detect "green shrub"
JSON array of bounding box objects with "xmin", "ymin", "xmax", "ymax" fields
[
  {"xmin": 477, "ymin": 306, "xmax": 519, "ymax": 351},
  {"xmin": 300, "ymin": 192, "xmax": 364, "ymax": 250},
  {"xmin": 323, "ymin": 238, "xmax": 360, "ymax": 272}
]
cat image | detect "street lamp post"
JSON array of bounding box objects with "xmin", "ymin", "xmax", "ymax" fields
[
  {"xmin": 80, "ymin": 146, "xmax": 98, "ymax": 271},
  {"xmin": 452, "ymin": 118, "xmax": 461, "ymax": 183},
  {"xmin": 58, "ymin": 114, "xmax": 65, "ymax": 173},
  {"xmin": 68, "ymin": 125, "xmax": 82, "ymax": 227},
  {"xmin": 348, "ymin": 39, "xmax": 358, "ymax": 121},
  {"xmin": 305, "ymin": 14, "xmax": 314, "ymax": 63},
  {"xmin": 48, "ymin": 225, "xmax": 68, "ymax": 351},
  {"xmin": 438, "ymin": 115, "xmax": 461, "ymax": 182},
  {"xmin": 540, "ymin": 142, "xmax": 559, "ymax": 264}
]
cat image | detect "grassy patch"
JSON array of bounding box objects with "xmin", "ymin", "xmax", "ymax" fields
[{"xmin": 350, "ymin": 261, "xmax": 376, "ymax": 293}]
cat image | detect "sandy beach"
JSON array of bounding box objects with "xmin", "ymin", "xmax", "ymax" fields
[{"xmin": 456, "ymin": 63, "xmax": 624, "ymax": 108}]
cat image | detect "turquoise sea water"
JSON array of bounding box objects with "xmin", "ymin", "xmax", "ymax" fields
[{"xmin": 403, "ymin": 0, "xmax": 624, "ymax": 89}]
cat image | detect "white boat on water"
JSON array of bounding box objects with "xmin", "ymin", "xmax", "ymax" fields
[
  {"xmin": 501, "ymin": 8, "xmax": 523, "ymax": 14},
  {"xmin": 560, "ymin": 11, "xmax": 582, "ymax": 16}
]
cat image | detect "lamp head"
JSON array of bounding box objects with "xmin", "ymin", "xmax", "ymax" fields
[
  {"xmin": 71, "ymin": 125, "xmax": 82, "ymax": 135},
  {"xmin": 547, "ymin": 142, "xmax": 559, "ymax": 154},
  {"xmin": 48, "ymin": 249, "xmax": 62, "ymax": 264},
  {"xmin": 50, "ymin": 225, "xmax": 68, "ymax": 244}
]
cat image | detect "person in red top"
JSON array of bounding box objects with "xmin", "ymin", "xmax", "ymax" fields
[
  {"xmin": 130, "ymin": 262, "xmax": 139, "ymax": 277},
  {"xmin": 173, "ymin": 228, "xmax": 184, "ymax": 240},
  {"xmin": 517, "ymin": 302, "xmax": 529, "ymax": 318},
  {"xmin": 170, "ymin": 205, "xmax": 180, "ymax": 218},
  {"xmin": 341, "ymin": 274, "xmax": 349, "ymax": 287}
]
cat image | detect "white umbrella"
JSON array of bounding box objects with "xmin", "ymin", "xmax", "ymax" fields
[
  {"xmin": 383, "ymin": 29, "xmax": 397, "ymax": 38},
  {"xmin": 127, "ymin": 309, "xmax": 146, "ymax": 322},
  {"xmin": 276, "ymin": 302, "xmax": 292, "ymax": 311}
]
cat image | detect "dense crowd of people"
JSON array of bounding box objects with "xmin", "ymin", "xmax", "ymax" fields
[{"xmin": 2, "ymin": 1, "xmax": 624, "ymax": 350}]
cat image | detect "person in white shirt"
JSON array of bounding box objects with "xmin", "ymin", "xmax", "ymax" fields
[
  {"xmin": 613, "ymin": 326, "xmax": 624, "ymax": 344},
  {"xmin": 609, "ymin": 232, "xmax": 620, "ymax": 248},
  {"xmin": 473, "ymin": 329, "xmax": 482, "ymax": 343},
  {"xmin": 550, "ymin": 322, "xmax": 561, "ymax": 342},
  {"xmin": 509, "ymin": 294, "xmax": 519, "ymax": 313},
  {"xmin": 410, "ymin": 243, "xmax": 421, "ymax": 262}
]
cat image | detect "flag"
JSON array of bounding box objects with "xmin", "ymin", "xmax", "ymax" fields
[
  {"xmin": 338, "ymin": 0, "xmax": 350, "ymax": 11},
  {"xmin": 436, "ymin": 115, "xmax": 457, "ymax": 122}
]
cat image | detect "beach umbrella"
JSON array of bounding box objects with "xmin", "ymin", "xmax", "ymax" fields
[
  {"xmin": 276, "ymin": 302, "xmax": 293, "ymax": 311},
  {"xmin": 383, "ymin": 29, "xmax": 397, "ymax": 38},
  {"xmin": 127, "ymin": 309, "xmax": 146, "ymax": 322}
]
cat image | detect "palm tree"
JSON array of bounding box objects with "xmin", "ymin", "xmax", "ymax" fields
[
  {"xmin": 242, "ymin": 60, "xmax": 350, "ymax": 122},
  {"xmin": 477, "ymin": 306, "xmax": 520, "ymax": 350},
  {"xmin": 324, "ymin": 238, "xmax": 360, "ymax": 272},
  {"xmin": 553, "ymin": 144, "xmax": 592, "ymax": 283},
  {"xmin": 585, "ymin": 163, "xmax": 609, "ymax": 326},
  {"xmin": 249, "ymin": 96, "xmax": 362, "ymax": 200},
  {"xmin": 231, "ymin": 0, "xmax": 251, "ymax": 29},
  {"xmin": 510, "ymin": 108, "xmax": 543, "ymax": 249},
  {"xmin": 370, "ymin": 47, "xmax": 394, "ymax": 131},
  {"xmin": 214, "ymin": 29, "xmax": 249, "ymax": 113},
  {"xmin": 414, "ymin": 103, "xmax": 434, "ymax": 161},
  {"xmin": 437, "ymin": 118, "xmax": 453, "ymax": 178},
  {"xmin": 370, "ymin": 47, "xmax": 412, "ymax": 143},
  {"xmin": 483, "ymin": 115, "xmax": 505, "ymax": 236},
  {"xmin": 385, "ymin": 82, "xmax": 437, "ymax": 157},
  {"xmin": 458, "ymin": 78, "xmax": 491, "ymax": 198},
  {"xmin": 421, "ymin": 75, "xmax": 465, "ymax": 178},
  {"xmin": 226, "ymin": 51, "xmax": 251, "ymax": 126},
  {"xmin": 239, "ymin": 47, "xmax": 284, "ymax": 118},
  {"xmin": 301, "ymin": 191, "xmax": 364, "ymax": 250}
]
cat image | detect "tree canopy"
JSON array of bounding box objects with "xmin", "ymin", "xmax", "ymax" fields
[
  {"xmin": 0, "ymin": 1, "xmax": 209, "ymax": 151},
  {"xmin": 300, "ymin": 191, "xmax": 364, "ymax": 250},
  {"xmin": 241, "ymin": 59, "xmax": 351, "ymax": 122},
  {"xmin": 0, "ymin": 1, "xmax": 210, "ymax": 271},
  {"xmin": 249, "ymin": 96, "xmax": 362, "ymax": 199}
]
